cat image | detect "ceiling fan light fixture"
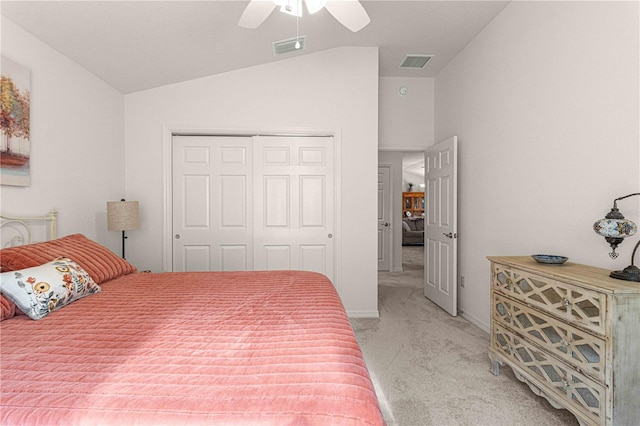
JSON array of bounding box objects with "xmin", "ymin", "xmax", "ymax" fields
[
  {"xmin": 279, "ymin": 0, "xmax": 302, "ymax": 17},
  {"xmin": 278, "ymin": 0, "xmax": 327, "ymax": 17},
  {"xmin": 240, "ymin": 0, "xmax": 370, "ymax": 32},
  {"xmin": 305, "ymin": 0, "xmax": 327, "ymax": 14},
  {"xmin": 279, "ymin": 6, "xmax": 299, "ymax": 17}
]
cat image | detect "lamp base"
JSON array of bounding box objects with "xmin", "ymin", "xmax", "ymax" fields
[{"xmin": 610, "ymin": 265, "xmax": 640, "ymax": 282}]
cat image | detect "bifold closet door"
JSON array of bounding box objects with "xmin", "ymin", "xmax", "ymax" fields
[
  {"xmin": 253, "ymin": 136, "xmax": 335, "ymax": 282},
  {"xmin": 172, "ymin": 135, "xmax": 335, "ymax": 282},
  {"xmin": 172, "ymin": 136, "xmax": 253, "ymax": 272}
]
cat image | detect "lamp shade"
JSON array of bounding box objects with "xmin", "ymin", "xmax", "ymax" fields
[
  {"xmin": 107, "ymin": 201, "xmax": 140, "ymax": 231},
  {"xmin": 593, "ymin": 218, "xmax": 637, "ymax": 238}
]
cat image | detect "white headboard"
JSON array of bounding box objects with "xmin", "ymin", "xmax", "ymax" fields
[{"xmin": 0, "ymin": 211, "xmax": 58, "ymax": 247}]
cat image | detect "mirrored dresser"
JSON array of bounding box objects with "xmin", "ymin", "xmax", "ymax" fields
[{"xmin": 487, "ymin": 256, "xmax": 640, "ymax": 426}]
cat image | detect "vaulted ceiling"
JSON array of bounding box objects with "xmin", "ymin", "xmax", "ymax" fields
[{"xmin": 1, "ymin": 1, "xmax": 509, "ymax": 94}]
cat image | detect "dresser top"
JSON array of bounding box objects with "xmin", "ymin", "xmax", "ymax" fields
[{"xmin": 488, "ymin": 256, "xmax": 640, "ymax": 294}]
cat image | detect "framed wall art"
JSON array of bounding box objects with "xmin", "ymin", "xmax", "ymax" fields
[{"xmin": 1, "ymin": 56, "xmax": 31, "ymax": 186}]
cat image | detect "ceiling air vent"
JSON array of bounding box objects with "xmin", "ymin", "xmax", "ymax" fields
[
  {"xmin": 272, "ymin": 36, "xmax": 307, "ymax": 56},
  {"xmin": 399, "ymin": 54, "xmax": 434, "ymax": 69}
]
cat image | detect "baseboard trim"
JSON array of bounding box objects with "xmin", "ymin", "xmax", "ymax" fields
[
  {"xmin": 347, "ymin": 310, "xmax": 380, "ymax": 319},
  {"xmin": 460, "ymin": 309, "xmax": 489, "ymax": 334}
]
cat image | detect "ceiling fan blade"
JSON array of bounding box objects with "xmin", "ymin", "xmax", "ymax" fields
[
  {"xmin": 239, "ymin": 0, "xmax": 277, "ymax": 29},
  {"xmin": 324, "ymin": 0, "xmax": 370, "ymax": 32}
]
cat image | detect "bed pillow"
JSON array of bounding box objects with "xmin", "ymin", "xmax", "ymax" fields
[
  {"xmin": 1, "ymin": 294, "xmax": 17, "ymax": 321},
  {"xmin": 0, "ymin": 257, "xmax": 101, "ymax": 320},
  {"xmin": 0, "ymin": 234, "xmax": 136, "ymax": 284}
]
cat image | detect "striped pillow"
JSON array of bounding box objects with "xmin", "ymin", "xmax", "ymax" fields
[
  {"xmin": 0, "ymin": 234, "xmax": 136, "ymax": 284},
  {"xmin": 1, "ymin": 294, "xmax": 17, "ymax": 321}
]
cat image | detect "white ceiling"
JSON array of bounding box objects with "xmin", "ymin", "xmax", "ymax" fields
[{"xmin": 1, "ymin": 1, "xmax": 509, "ymax": 94}]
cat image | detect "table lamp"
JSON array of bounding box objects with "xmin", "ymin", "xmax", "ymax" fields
[{"xmin": 593, "ymin": 192, "xmax": 640, "ymax": 281}]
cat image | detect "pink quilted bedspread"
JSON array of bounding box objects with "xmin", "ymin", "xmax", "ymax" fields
[{"xmin": 1, "ymin": 271, "xmax": 384, "ymax": 425}]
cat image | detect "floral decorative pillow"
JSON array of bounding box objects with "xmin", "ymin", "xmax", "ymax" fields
[{"xmin": 0, "ymin": 257, "xmax": 101, "ymax": 320}]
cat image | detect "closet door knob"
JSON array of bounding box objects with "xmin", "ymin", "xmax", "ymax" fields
[{"xmin": 175, "ymin": 234, "xmax": 181, "ymax": 239}]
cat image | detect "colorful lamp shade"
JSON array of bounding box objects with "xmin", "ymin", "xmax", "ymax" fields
[
  {"xmin": 593, "ymin": 218, "xmax": 637, "ymax": 239},
  {"xmin": 593, "ymin": 193, "xmax": 640, "ymax": 282},
  {"xmin": 593, "ymin": 210, "xmax": 637, "ymax": 260}
]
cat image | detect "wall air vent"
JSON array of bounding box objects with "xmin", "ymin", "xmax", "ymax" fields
[
  {"xmin": 399, "ymin": 54, "xmax": 434, "ymax": 69},
  {"xmin": 272, "ymin": 36, "xmax": 307, "ymax": 56}
]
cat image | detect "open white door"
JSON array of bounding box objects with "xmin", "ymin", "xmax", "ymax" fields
[
  {"xmin": 377, "ymin": 166, "xmax": 391, "ymax": 271},
  {"xmin": 424, "ymin": 136, "xmax": 458, "ymax": 316}
]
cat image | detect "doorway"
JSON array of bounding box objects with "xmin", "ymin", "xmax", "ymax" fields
[
  {"xmin": 377, "ymin": 150, "xmax": 425, "ymax": 275},
  {"xmin": 400, "ymin": 151, "xmax": 425, "ymax": 274},
  {"xmin": 378, "ymin": 139, "xmax": 459, "ymax": 317}
]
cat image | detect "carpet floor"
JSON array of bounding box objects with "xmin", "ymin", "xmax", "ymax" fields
[{"xmin": 351, "ymin": 246, "xmax": 579, "ymax": 426}]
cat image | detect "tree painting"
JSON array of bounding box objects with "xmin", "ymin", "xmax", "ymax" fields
[{"xmin": 1, "ymin": 56, "xmax": 31, "ymax": 186}]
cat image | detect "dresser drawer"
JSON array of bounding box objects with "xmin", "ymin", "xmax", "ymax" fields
[
  {"xmin": 492, "ymin": 324, "xmax": 605, "ymax": 424},
  {"xmin": 492, "ymin": 263, "xmax": 606, "ymax": 335},
  {"xmin": 493, "ymin": 293, "xmax": 605, "ymax": 383}
]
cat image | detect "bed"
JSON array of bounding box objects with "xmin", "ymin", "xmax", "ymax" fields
[{"xmin": 0, "ymin": 213, "xmax": 384, "ymax": 425}]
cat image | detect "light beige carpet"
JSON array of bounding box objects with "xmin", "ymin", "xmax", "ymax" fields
[{"xmin": 351, "ymin": 246, "xmax": 579, "ymax": 426}]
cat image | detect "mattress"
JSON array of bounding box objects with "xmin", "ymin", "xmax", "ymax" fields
[{"xmin": 1, "ymin": 270, "xmax": 384, "ymax": 425}]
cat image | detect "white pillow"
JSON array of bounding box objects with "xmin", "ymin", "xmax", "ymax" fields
[{"xmin": 0, "ymin": 257, "xmax": 101, "ymax": 320}]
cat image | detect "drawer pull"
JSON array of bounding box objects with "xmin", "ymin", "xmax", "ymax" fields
[
  {"xmin": 561, "ymin": 297, "xmax": 571, "ymax": 307},
  {"xmin": 562, "ymin": 380, "xmax": 570, "ymax": 390},
  {"xmin": 561, "ymin": 339, "xmax": 572, "ymax": 347}
]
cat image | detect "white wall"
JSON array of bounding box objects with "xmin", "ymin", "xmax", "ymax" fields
[
  {"xmin": 0, "ymin": 18, "xmax": 125, "ymax": 250},
  {"xmin": 124, "ymin": 47, "xmax": 380, "ymax": 317},
  {"xmin": 379, "ymin": 77, "xmax": 434, "ymax": 149},
  {"xmin": 402, "ymin": 170, "xmax": 423, "ymax": 193},
  {"xmin": 435, "ymin": 1, "xmax": 640, "ymax": 330}
]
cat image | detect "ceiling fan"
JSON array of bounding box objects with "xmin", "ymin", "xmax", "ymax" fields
[{"xmin": 239, "ymin": 0, "xmax": 370, "ymax": 33}]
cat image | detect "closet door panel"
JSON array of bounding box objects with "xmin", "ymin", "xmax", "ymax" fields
[
  {"xmin": 253, "ymin": 136, "xmax": 335, "ymax": 283},
  {"xmin": 173, "ymin": 135, "xmax": 253, "ymax": 272}
]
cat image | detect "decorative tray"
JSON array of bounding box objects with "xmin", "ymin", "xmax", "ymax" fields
[{"xmin": 532, "ymin": 254, "xmax": 568, "ymax": 264}]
